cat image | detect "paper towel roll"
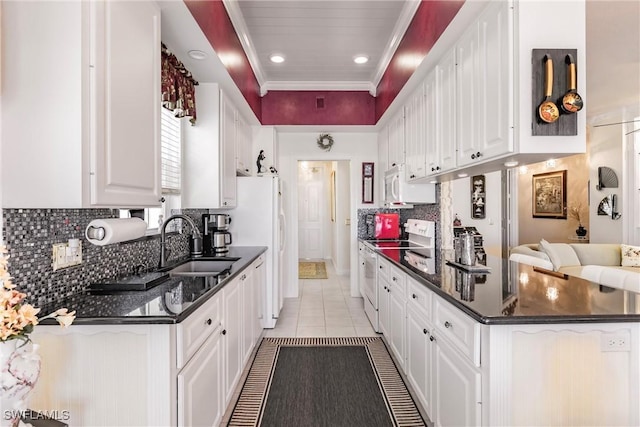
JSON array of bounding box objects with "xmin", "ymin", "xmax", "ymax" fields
[{"xmin": 85, "ymin": 218, "xmax": 147, "ymax": 246}]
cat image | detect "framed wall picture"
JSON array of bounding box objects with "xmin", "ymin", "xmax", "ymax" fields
[
  {"xmin": 471, "ymin": 175, "xmax": 486, "ymax": 219},
  {"xmin": 532, "ymin": 170, "xmax": 567, "ymax": 218},
  {"xmin": 362, "ymin": 162, "xmax": 374, "ymax": 204}
]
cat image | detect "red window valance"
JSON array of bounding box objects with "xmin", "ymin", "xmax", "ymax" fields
[{"xmin": 161, "ymin": 43, "xmax": 199, "ymax": 125}]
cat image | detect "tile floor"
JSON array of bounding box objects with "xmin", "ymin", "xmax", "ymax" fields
[
  {"xmin": 220, "ymin": 259, "xmax": 377, "ymax": 425},
  {"xmin": 264, "ymin": 259, "xmax": 377, "ymax": 338}
]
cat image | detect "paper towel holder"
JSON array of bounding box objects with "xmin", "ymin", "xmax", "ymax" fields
[{"xmin": 86, "ymin": 226, "xmax": 106, "ymax": 241}]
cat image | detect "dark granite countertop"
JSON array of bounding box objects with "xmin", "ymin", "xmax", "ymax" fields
[
  {"xmin": 38, "ymin": 246, "xmax": 267, "ymax": 325},
  {"xmin": 370, "ymin": 244, "xmax": 640, "ymax": 325}
]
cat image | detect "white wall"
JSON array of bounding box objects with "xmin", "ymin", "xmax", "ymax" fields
[
  {"xmin": 278, "ymin": 131, "xmax": 377, "ymax": 298},
  {"xmin": 589, "ymin": 125, "xmax": 624, "ymax": 243},
  {"xmin": 334, "ymin": 161, "xmax": 351, "ymax": 275},
  {"xmin": 451, "ymin": 171, "xmax": 503, "ymax": 256}
]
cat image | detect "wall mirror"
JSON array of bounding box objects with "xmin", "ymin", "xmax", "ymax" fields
[{"xmin": 362, "ymin": 162, "xmax": 374, "ymax": 204}]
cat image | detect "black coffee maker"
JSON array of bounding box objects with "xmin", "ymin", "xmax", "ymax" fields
[{"xmin": 203, "ymin": 214, "xmax": 232, "ymax": 255}]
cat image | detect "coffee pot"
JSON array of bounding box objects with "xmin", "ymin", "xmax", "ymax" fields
[
  {"xmin": 203, "ymin": 214, "xmax": 233, "ymax": 255},
  {"xmin": 212, "ymin": 231, "xmax": 232, "ymax": 254}
]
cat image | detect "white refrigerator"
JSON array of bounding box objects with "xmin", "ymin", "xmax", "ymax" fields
[{"xmin": 229, "ymin": 176, "xmax": 285, "ymax": 328}]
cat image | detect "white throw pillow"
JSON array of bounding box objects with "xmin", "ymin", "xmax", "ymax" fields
[
  {"xmin": 539, "ymin": 239, "xmax": 581, "ymax": 271},
  {"xmin": 621, "ymin": 244, "xmax": 640, "ymax": 267}
]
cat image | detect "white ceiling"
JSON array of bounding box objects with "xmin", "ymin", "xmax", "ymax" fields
[
  {"xmin": 226, "ymin": 0, "xmax": 416, "ymax": 93},
  {"xmin": 161, "ymin": 0, "xmax": 640, "ymax": 124}
]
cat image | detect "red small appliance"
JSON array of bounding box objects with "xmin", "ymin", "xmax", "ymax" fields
[{"xmin": 374, "ymin": 213, "xmax": 400, "ymax": 240}]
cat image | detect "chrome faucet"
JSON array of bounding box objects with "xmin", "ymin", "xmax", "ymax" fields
[{"xmin": 159, "ymin": 214, "xmax": 203, "ymax": 268}]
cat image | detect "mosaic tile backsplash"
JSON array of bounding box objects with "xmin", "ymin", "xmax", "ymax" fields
[
  {"xmin": 2, "ymin": 208, "xmax": 208, "ymax": 307},
  {"xmin": 357, "ymin": 184, "xmax": 441, "ymax": 249}
]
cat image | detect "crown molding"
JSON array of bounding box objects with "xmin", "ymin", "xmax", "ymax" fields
[
  {"xmin": 371, "ymin": 0, "xmax": 421, "ymax": 89},
  {"xmin": 261, "ymin": 81, "xmax": 377, "ymax": 97},
  {"xmin": 222, "ymin": 0, "xmax": 265, "ymax": 87}
]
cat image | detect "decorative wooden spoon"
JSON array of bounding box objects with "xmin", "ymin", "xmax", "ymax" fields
[
  {"xmin": 538, "ymin": 54, "xmax": 559, "ymax": 123},
  {"xmin": 560, "ymin": 54, "xmax": 583, "ymax": 114}
]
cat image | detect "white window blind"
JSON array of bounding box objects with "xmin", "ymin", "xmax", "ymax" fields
[{"xmin": 161, "ymin": 108, "xmax": 182, "ymax": 193}]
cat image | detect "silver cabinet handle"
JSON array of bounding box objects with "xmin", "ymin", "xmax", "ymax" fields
[{"xmin": 444, "ymin": 321, "xmax": 452, "ymax": 328}]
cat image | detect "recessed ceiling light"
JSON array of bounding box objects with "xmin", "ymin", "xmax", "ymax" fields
[
  {"xmin": 270, "ymin": 54, "xmax": 285, "ymax": 63},
  {"xmin": 187, "ymin": 50, "xmax": 207, "ymax": 60},
  {"xmin": 457, "ymin": 173, "xmax": 468, "ymax": 178},
  {"xmin": 353, "ymin": 55, "xmax": 369, "ymax": 64},
  {"xmin": 504, "ymin": 161, "xmax": 519, "ymax": 167}
]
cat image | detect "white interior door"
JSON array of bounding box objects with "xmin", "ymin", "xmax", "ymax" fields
[{"xmin": 298, "ymin": 164, "xmax": 325, "ymax": 259}]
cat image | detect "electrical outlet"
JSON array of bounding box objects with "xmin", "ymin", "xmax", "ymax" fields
[
  {"xmin": 52, "ymin": 240, "xmax": 83, "ymax": 271},
  {"xmin": 601, "ymin": 332, "xmax": 631, "ymax": 352},
  {"xmin": 52, "ymin": 243, "xmax": 67, "ymax": 271}
]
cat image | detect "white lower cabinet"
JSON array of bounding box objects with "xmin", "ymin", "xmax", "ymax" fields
[
  {"xmin": 378, "ymin": 275, "xmax": 391, "ymax": 337},
  {"xmin": 178, "ymin": 328, "xmax": 224, "ymax": 427},
  {"xmin": 406, "ymin": 305, "xmax": 433, "ymax": 417},
  {"xmin": 377, "ymin": 257, "xmax": 406, "ymax": 371},
  {"xmin": 223, "ymin": 277, "xmax": 243, "ymax": 405},
  {"xmin": 388, "ymin": 281, "xmax": 406, "ymax": 370},
  {"xmin": 432, "ymin": 333, "xmax": 482, "ymax": 427}
]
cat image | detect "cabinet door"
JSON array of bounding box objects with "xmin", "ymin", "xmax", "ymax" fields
[
  {"xmin": 388, "ymin": 285, "xmax": 406, "ymax": 371},
  {"xmin": 253, "ymin": 256, "xmax": 266, "ymax": 335},
  {"xmin": 433, "ymin": 337, "xmax": 481, "ymax": 427},
  {"xmin": 220, "ymin": 93, "xmax": 237, "ymax": 208},
  {"xmin": 437, "ymin": 49, "xmax": 457, "ymax": 172},
  {"xmin": 90, "ymin": 0, "xmax": 161, "ymax": 206},
  {"xmin": 223, "ymin": 278, "xmax": 242, "ymax": 404},
  {"xmin": 388, "ymin": 111, "xmax": 404, "ymax": 169},
  {"xmin": 406, "ymin": 306, "xmax": 433, "ymax": 418},
  {"xmin": 476, "ymin": 0, "xmax": 512, "ymax": 159},
  {"xmin": 424, "ymin": 68, "xmax": 439, "ymax": 175},
  {"xmin": 378, "ymin": 276, "xmax": 390, "ymax": 337},
  {"xmin": 241, "ymin": 270, "xmax": 254, "ymax": 366},
  {"xmin": 456, "ymin": 21, "xmax": 480, "ymax": 167},
  {"xmin": 236, "ymin": 115, "xmax": 252, "ymax": 176},
  {"xmin": 378, "ymin": 127, "xmax": 389, "ymax": 174},
  {"xmin": 177, "ymin": 332, "xmax": 224, "ymax": 427},
  {"xmin": 456, "ymin": 1, "xmax": 511, "ymax": 167},
  {"xmin": 405, "ymin": 87, "xmax": 426, "ymax": 181}
]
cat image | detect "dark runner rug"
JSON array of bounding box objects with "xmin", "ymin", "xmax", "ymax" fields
[{"xmin": 228, "ymin": 337, "xmax": 425, "ymax": 427}]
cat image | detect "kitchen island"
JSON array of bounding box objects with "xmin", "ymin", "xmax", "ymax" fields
[
  {"xmin": 367, "ymin": 242, "xmax": 640, "ymax": 426},
  {"xmin": 30, "ymin": 246, "xmax": 267, "ymax": 427}
]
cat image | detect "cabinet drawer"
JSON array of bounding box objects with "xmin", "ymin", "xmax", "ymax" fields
[
  {"xmin": 389, "ymin": 265, "xmax": 406, "ymax": 296},
  {"xmin": 377, "ymin": 256, "xmax": 391, "ymax": 282},
  {"xmin": 176, "ymin": 293, "xmax": 222, "ymax": 370},
  {"xmin": 433, "ymin": 295, "xmax": 480, "ymax": 367},
  {"xmin": 407, "ymin": 276, "xmax": 431, "ymax": 318}
]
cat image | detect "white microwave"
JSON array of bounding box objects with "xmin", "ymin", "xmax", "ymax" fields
[{"xmin": 383, "ymin": 165, "xmax": 436, "ymax": 207}]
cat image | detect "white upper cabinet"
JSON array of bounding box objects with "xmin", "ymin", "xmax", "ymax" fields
[
  {"xmin": 387, "ymin": 110, "xmax": 405, "ymax": 169},
  {"xmin": 405, "ymin": 84, "xmax": 427, "ymax": 181},
  {"xmin": 1, "ymin": 0, "xmax": 161, "ymax": 208},
  {"xmin": 236, "ymin": 114, "xmax": 252, "ymax": 177},
  {"xmin": 220, "ymin": 92, "xmax": 238, "ymax": 207},
  {"xmin": 182, "ymin": 84, "xmax": 237, "ymax": 209},
  {"xmin": 436, "ymin": 50, "xmax": 458, "ymax": 173},
  {"xmin": 90, "ymin": 0, "xmax": 161, "ymax": 206},
  {"xmin": 378, "ymin": 126, "xmax": 389, "ymax": 176},
  {"xmin": 424, "ymin": 68, "xmax": 440, "ymax": 175},
  {"xmin": 456, "ymin": 0, "xmax": 512, "ymax": 167}
]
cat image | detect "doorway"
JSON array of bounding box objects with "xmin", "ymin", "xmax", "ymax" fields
[{"xmin": 297, "ymin": 160, "xmax": 351, "ymax": 275}]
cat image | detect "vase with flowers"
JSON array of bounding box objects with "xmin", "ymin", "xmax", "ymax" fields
[
  {"xmin": 0, "ymin": 245, "xmax": 75, "ymax": 427},
  {"xmin": 568, "ymin": 202, "xmax": 587, "ymax": 237}
]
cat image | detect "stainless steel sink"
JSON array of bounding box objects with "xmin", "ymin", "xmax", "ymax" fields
[{"xmin": 169, "ymin": 259, "xmax": 238, "ymax": 277}]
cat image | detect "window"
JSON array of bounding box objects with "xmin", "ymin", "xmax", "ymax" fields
[
  {"xmin": 161, "ymin": 107, "xmax": 182, "ymax": 194},
  {"xmin": 120, "ymin": 109, "xmax": 183, "ymax": 233}
]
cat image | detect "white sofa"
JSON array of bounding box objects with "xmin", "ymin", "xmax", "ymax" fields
[{"xmin": 510, "ymin": 242, "xmax": 640, "ymax": 293}]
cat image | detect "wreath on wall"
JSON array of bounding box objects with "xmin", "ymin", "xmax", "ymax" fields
[{"xmin": 316, "ymin": 133, "xmax": 334, "ymax": 151}]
